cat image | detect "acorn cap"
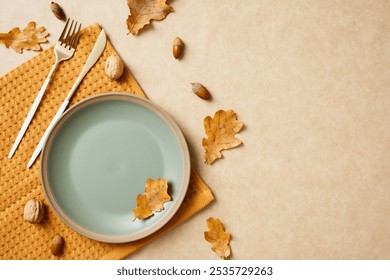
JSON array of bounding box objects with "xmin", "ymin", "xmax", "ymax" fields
[{"xmin": 173, "ymin": 37, "xmax": 184, "ymax": 46}]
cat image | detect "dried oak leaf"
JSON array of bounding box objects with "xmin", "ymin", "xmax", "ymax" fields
[
  {"xmin": 204, "ymin": 217, "xmax": 231, "ymax": 260},
  {"xmin": 202, "ymin": 110, "xmax": 244, "ymax": 165},
  {"xmin": 0, "ymin": 22, "xmax": 49, "ymax": 53},
  {"xmin": 133, "ymin": 178, "xmax": 171, "ymax": 220},
  {"xmin": 126, "ymin": 0, "xmax": 173, "ymax": 35}
]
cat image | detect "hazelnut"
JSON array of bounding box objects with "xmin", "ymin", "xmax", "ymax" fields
[
  {"xmin": 191, "ymin": 83, "xmax": 211, "ymax": 100},
  {"xmin": 172, "ymin": 37, "xmax": 184, "ymax": 59},
  {"xmin": 51, "ymin": 234, "xmax": 65, "ymax": 256},
  {"xmin": 24, "ymin": 199, "xmax": 45, "ymax": 224},
  {"xmin": 105, "ymin": 55, "xmax": 125, "ymax": 80}
]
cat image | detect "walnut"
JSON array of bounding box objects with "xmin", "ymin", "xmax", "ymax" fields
[
  {"xmin": 105, "ymin": 55, "xmax": 125, "ymax": 80},
  {"xmin": 23, "ymin": 199, "xmax": 45, "ymax": 224}
]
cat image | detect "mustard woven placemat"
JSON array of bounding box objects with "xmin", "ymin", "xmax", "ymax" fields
[{"xmin": 0, "ymin": 24, "xmax": 214, "ymax": 259}]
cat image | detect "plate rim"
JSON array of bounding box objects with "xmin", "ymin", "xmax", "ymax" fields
[{"xmin": 40, "ymin": 92, "xmax": 191, "ymax": 243}]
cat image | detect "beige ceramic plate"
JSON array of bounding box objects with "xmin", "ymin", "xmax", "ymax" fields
[{"xmin": 40, "ymin": 93, "xmax": 190, "ymax": 243}]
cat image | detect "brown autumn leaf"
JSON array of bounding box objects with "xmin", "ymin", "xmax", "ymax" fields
[
  {"xmin": 202, "ymin": 110, "xmax": 244, "ymax": 165},
  {"xmin": 133, "ymin": 178, "xmax": 171, "ymax": 220},
  {"xmin": 0, "ymin": 22, "xmax": 49, "ymax": 53},
  {"xmin": 204, "ymin": 217, "xmax": 231, "ymax": 260},
  {"xmin": 126, "ymin": 0, "xmax": 173, "ymax": 35}
]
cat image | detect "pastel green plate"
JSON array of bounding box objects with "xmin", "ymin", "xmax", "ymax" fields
[{"xmin": 40, "ymin": 93, "xmax": 190, "ymax": 243}]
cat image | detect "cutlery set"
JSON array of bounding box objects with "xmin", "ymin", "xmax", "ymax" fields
[{"xmin": 8, "ymin": 19, "xmax": 107, "ymax": 168}]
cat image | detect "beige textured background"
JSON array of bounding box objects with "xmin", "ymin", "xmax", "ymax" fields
[{"xmin": 1, "ymin": 0, "xmax": 389, "ymax": 259}]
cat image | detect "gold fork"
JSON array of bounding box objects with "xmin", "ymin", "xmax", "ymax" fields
[{"xmin": 9, "ymin": 19, "xmax": 82, "ymax": 158}]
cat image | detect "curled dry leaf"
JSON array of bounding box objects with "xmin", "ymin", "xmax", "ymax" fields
[
  {"xmin": 133, "ymin": 178, "xmax": 171, "ymax": 220},
  {"xmin": 202, "ymin": 110, "xmax": 244, "ymax": 164},
  {"xmin": 0, "ymin": 22, "xmax": 49, "ymax": 53},
  {"xmin": 204, "ymin": 217, "xmax": 231, "ymax": 260},
  {"xmin": 126, "ymin": 0, "xmax": 173, "ymax": 35}
]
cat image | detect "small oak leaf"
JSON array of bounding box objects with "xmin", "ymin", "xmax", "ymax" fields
[
  {"xmin": 202, "ymin": 110, "xmax": 244, "ymax": 164},
  {"xmin": 0, "ymin": 22, "xmax": 49, "ymax": 53},
  {"xmin": 204, "ymin": 217, "xmax": 231, "ymax": 260},
  {"xmin": 126, "ymin": 0, "xmax": 173, "ymax": 35},
  {"xmin": 133, "ymin": 194, "xmax": 153, "ymax": 220},
  {"xmin": 133, "ymin": 178, "xmax": 171, "ymax": 221}
]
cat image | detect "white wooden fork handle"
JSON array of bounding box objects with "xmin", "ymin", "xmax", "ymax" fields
[{"xmin": 8, "ymin": 63, "xmax": 59, "ymax": 159}]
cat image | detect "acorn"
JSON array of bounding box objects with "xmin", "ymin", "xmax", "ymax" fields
[
  {"xmin": 172, "ymin": 37, "xmax": 184, "ymax": 59},
  {"xmin": 50, "ymin": 2, "xmax": 66, "ymax": 21},
  {"xmin": 191, "ymin": 83, "xmax": 211, "ymax": 100},
  {"xmin": 51, "ymin": 234, "xmax": 65, "ymax": 256}
]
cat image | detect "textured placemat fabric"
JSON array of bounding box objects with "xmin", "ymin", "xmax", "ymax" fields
[{"xmin": 0, "ymin": 24, "xmax": 214, "ymax": 260}]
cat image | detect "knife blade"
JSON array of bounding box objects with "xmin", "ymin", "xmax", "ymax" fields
[{"xmin": 27, "ymin": 29, "xmax": 107, "ymax": 168}]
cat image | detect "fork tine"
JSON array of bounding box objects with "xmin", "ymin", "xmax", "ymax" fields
[
  {"xmin": 68, "ymin": 22, "xmax": 81, "ymax": 49},
  {"xmin": 65, "ymin": 21, "xmax": 78, "ymax": 49},
  {"xmin": 58, "ymin": 19, "xmax": 81, "ymax": 50},
  {"xmin": 62, "ymin": 19, "xmax": 74, "ymax": 47},
  {"xmin": 58, "ymin": 18, "xmax": 70, "ymax": 43},
  {"xmin": 71, "ymin": 23, "xmax": 82, "ymax": 49}
]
